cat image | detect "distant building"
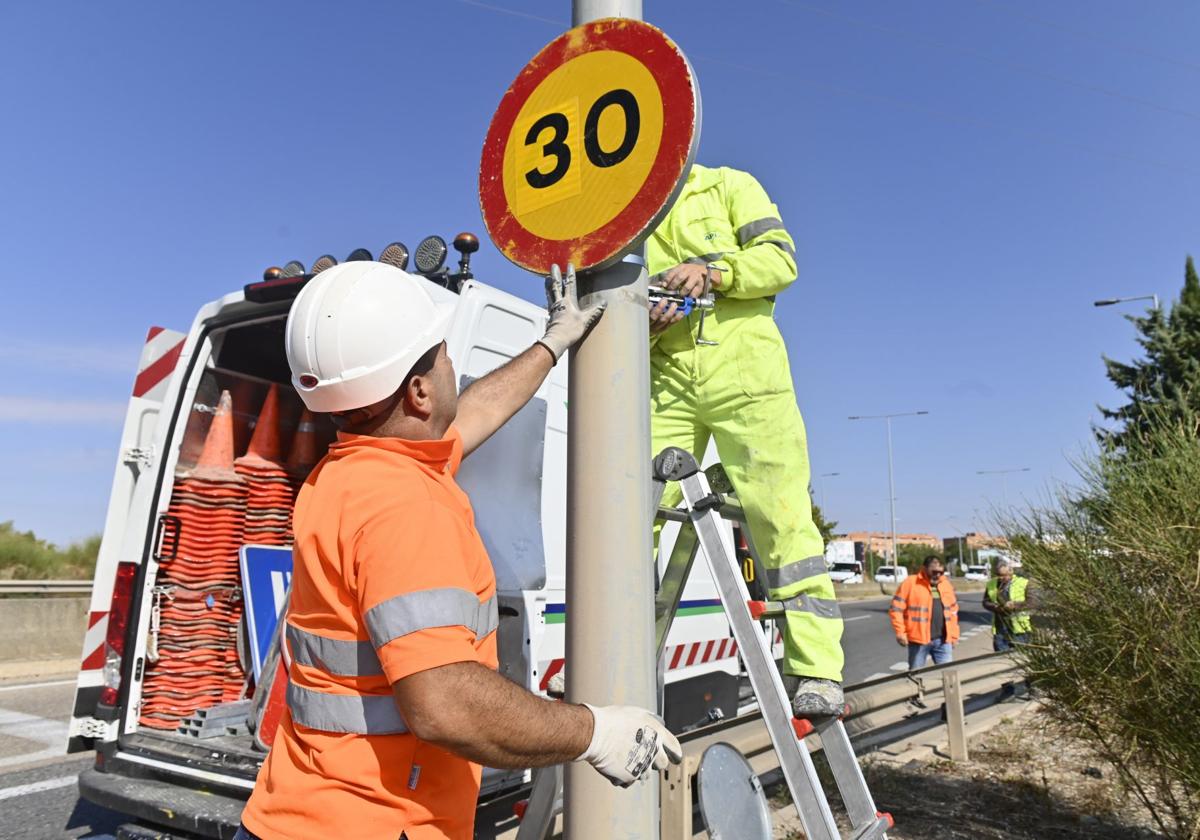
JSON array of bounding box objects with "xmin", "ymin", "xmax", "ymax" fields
[
  {"xmin": 942, "ymin": 531, "xmax": 1008, "ymax": 564},
  {"xmin": 842, "ymin": 530, "xmax": 942, "ymax": 561}
]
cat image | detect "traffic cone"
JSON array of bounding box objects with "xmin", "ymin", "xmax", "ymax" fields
[
  {"xmin": 236, "ymin": 385, "xmax": 296, "ymax": 547},
  {"xmin": 140, "ymin": 389, "xmax": 249, "ymax": 730},
  {"xmin": 286, "ymin": 409, "xmax": 320, "ymax": 485}
]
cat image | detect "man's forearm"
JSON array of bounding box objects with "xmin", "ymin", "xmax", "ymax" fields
[
  {"xmin": 395, "ymin": 661, "xmax": 592, "ymax": 769},
  {"xmin": 456, "ymin": 344, "xmax": 555, "ymax": 456}
]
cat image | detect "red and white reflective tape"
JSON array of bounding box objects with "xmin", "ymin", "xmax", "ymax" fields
[
  {"xmin": 132, "ymin": 326, "xmax": 185, "ymax": 401},
  {"xmin": 538, "ymin": 635, "xmax": 746, "ymax": 690},
  {"xmin": 79, "ymin": 611, "xmax": 108, "ymax": 672}
]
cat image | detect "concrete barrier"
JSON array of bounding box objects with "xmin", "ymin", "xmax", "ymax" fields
[{"xmin": 0, "ymin": 597, "xmax": 88, "ymax": 663}]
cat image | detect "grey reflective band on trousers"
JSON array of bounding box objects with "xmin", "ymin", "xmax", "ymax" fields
[
  {"xmin": 366, "ymin": 588, "xmax": 499, "ymax": 649},
  {"xmin": 780, "ymin": 592, "xmax": 842, "ymax": 620},
  {"xmin": 764, "ymin": 555, "xmax": 828, "ymax": 591},
  {"xmin": 736, "ymin": 217, "xmax": 786, "ymax": 245},
  {"xmin": 286, "ymin": 624, "xmax": 384, "ymax": 677},
  {"xmin": 287, "ymin": 682, "xmax": 409, "ymax": 734}
]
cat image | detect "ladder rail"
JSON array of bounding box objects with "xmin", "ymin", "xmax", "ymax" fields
[{"xmin": 678, "ymin": 469, "xmax": 842, "ymax": 840}]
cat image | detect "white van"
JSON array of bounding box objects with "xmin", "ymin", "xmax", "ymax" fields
[{"xmin": 69, "ymin": 239, "xmax": 758, "ymax": 837}]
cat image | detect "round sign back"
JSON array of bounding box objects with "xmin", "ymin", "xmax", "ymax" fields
[{"xmin": 479, "ymin": 18, "xmax": 699, "ymax": 275}]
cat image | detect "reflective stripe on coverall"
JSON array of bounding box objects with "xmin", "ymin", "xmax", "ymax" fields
[
  {"xmin": 985, "ymin": 575, "xmax": 1032, "ymax": 635},
  {"xmin": 646, "ymin": 164, "xmax": 844, "ymax": 682}
]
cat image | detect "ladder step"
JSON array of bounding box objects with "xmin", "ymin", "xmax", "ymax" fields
[
  {"xmin": 747, "ymin": 599, "xmax": 785, "ymax": 620},
  {"xmin": 850, "ymin": 814, "xmax": 894, "ymax": 840}
]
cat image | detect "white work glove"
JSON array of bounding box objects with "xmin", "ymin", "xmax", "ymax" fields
[
  {"xmin": 537, "ymin": 262, "xmax": 606, "ymax": 364},
  {"xmin": 577, "ymin": 703, "xmax": 683, "ymax": 787}
]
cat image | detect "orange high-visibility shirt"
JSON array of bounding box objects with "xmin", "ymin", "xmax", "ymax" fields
[
  {"xmin": 241, "ymin": 426, "xmax": 498, "ymax": 840},
  {"xmin": 888, "ymin": 572, "xmax": 960, "ymax": 645}
]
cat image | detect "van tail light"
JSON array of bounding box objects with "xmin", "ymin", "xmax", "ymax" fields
[{"xmin": 100, "ymin": 562, "xmax": 138, "ymax": 706}]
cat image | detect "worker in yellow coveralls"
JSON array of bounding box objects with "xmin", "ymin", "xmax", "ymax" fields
[{"xmin": 647, "ymin": 164, "xmax": 845, "ymax": 716}]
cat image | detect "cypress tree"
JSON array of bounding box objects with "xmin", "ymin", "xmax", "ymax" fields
[{"xmin": 1098, "ymin": 256, "xmax": 1200, "ymax": 449}]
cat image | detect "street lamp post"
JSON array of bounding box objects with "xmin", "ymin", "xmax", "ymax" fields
[
  {"xmin": 849, "ymin": 411, "xmax": 929, "ymax": 574},
  {"xmin": 976, "ymin": 467, "xmax": 1030, "ymax": 509},
  {"xmin": 1093, "ymin": 294, "xmax": 1160, "ymax": 311},
  {"xmin": 816, "ymin": 471, "xmax": 840, "ymax": 511}
]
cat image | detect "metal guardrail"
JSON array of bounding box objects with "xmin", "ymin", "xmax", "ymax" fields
[
  {"xmin": 658, "ymin": 651, "xmax": 1020, "ymax": 838},
  {"xmin": 0, "ymin": 580, "xmax": 94, "ymax": 595}
]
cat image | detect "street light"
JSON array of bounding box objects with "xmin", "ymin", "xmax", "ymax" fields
[
  {"xmin": 815, "ymin": 471, "xmax": 840, "ymax": 511},
  {"xmin": 1094, "ymin": 294, "xmax": 1160, "ymax": 310},
  {"xmin": 976, "ymin": 467, "xmax": 1030, "ymax": 509},
  {"xmin": 848, "ymin": 411, "xmax": 929, "ymax": 572}
]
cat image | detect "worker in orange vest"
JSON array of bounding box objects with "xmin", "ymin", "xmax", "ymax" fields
[
  {"xmin": 888, "ymin": 555, "xmax": 960, "ymax": 669},
  {"xmin": 239, "ymin": 262, "xmax": 682, "ymax": 840}
]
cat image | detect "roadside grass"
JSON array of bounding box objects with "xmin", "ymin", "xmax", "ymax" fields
[{"xmin": 0, "ymin": 521, "xmax": 99, "ymax": 580}]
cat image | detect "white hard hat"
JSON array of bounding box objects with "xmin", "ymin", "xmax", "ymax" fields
[{"xmin": 285, "ymin": 261, "xmax": 455, "ymax": 413}]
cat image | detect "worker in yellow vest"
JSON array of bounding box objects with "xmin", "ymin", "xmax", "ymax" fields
[
  {"xmin": 982, "ymin": 559, "xmax": 1033, "ymax": 651},
  {"xmin": 646, "ymin": 164, "xmax": 844, "ymax": 716}
]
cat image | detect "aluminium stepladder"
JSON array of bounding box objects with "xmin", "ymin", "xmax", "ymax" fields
[{"xmin": 516, "ymin": 447, "xmax": 891, "ymax": 840}]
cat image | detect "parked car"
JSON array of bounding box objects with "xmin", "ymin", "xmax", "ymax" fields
[
  {"xmin": 873, "ymin": 565, "xmax": 908, "ymax": 584},
  {"xmin": 964, "ymin": 564, "xmax": 990, "ymax": 581}
]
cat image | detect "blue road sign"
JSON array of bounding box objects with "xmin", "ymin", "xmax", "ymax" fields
[{"xmin": 239, "ymin": 545, "xmax": 293, "ymax": 680}]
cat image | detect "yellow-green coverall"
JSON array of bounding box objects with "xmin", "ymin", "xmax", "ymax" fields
[{"xmin": 647, "ymin": 164, "xmax": 844, "ymax": 682}]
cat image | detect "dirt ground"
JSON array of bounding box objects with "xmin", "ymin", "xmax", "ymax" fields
[{"xmin": 773, "ymin": 706, "xmax": 1166, "ymax": 839}]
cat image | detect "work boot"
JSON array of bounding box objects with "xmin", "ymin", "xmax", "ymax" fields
[{"xmin": 790, "ymin": 678, "xmax": 844, "ymax": 718}]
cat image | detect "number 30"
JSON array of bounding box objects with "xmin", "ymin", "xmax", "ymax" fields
[{"xmin": 524, "ymin": 89, "xmax": 641, "ymax": 189}]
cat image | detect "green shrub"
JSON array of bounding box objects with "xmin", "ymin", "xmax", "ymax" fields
[
  {"xmin": 0, "ymin": 521, "xmax": 100, "ymax": 580},
  {"xmin": 1009, "ymin": 416, "xmax": 1200, "ymax": 840}
]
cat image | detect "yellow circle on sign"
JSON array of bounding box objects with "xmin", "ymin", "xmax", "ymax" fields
[{"xmin": 502, "ymin": 49, "xmax": 663, "ymax": 241}]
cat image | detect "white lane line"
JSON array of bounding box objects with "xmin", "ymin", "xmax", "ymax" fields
[
  {"xmin": 864, "ymin": 672, "xmax": 891, "ymax": 681},
  {"xmin": 888, "ymin": 662, "xmax": 908, "ymax": 671},
  {"xmin": 0, "ymin": 679, "xmax": 76, "ymax": 694},
  {"xmin": 0, "ymin": 707, "xmax": 68, "ymax": 768},
  {"xmin": 843, "ymin": 615, "xmax": 870, "ymax": 623},
  {"xmin": 0, "ymin": 774, "xmax": 76, "ymax": 801}
]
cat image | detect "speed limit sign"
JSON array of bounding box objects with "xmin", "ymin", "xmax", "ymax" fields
[{"xmin": 479, "ymin": 18, "xmax": 700, "ymax": 274}]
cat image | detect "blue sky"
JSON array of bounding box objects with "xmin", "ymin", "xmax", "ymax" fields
[{"xmin": 1, "ymin": 0, "xmax": 1196, "ymax": 545}]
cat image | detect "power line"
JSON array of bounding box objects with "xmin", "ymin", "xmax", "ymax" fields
[
  {"xmin": 971, "ymin": 0, "xmax": 1200, "ymax": 75},
  {"xmin": 686, "ymin": 49, "xmax": 1200, "ymax": 178},
  {"xmin": 451, "ymin": 0, "xmax": 563, "ymax": 27},
  {"xmin": 780, "ymin": 0, "xmax": 1200, "ymax": 123}
]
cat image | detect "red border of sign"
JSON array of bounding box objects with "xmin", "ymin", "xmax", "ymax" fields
[{"xmin": 479, "ymin": 19, "xmax": 697, "ymax": 274}]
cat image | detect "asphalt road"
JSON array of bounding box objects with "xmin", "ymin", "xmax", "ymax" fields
[{"xmin": 0, "ymin": 592, "xmax": 997, "ymax": 839}]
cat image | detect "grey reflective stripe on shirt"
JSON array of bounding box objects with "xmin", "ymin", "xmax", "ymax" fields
[
  {"xmin": 736, "ymin": 217, "xmax": 785, "ymax": 245},
  {"xmin": 764, "ymin": 555, "xmax": 828, "ymax": 590},
  {"xmin": 365, "ymin": 588, "xmax": 499, "ymax": 649},
  {"xmin": 764, "ymin": 239, "xmax": 797, "ymax": 259},
  {"xmin": 780, "ymin": 593, "xmax": 842, "ymax": 620},
  {"xmin": 286, "ymin": 624, "xmax": 384, "ymax": 678},
  {"xmin": 287, "ymin": 682, "xmax": 409, "ymax": 735},
  {"xmin": 684, "ymin": 252, "xmax": 726, "ymax": 266}
]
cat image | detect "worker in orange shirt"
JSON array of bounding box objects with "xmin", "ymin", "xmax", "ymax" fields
[
  {"xmin": 238, "ymin": 262, "xmax": 681, "ymax": 840},
  {"xmin": 888, "ymin": 555, "xmax": 960, "ymax": 669}
]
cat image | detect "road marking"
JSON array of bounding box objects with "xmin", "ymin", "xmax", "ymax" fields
[
  {"xmin": 0, "ymin": 774, "xmax": 76, "ymax": 801},
  {"xmin": 0, "ymin": 707, "xmax": 68, "ymax": 768},
  {"xmin": 843, "ymin": 615, "xmax": 870, "ymax": 622},
  {"xmin": 0, "ymin": 679, "xmax": 76, "ymax": 694},
  {"xmin": 864, "ymin": 672, "xmax": 892, "ymax": 681},
  {"xmin": 888, "ymin": 662, "xmax": 908, "ymax": 671}
]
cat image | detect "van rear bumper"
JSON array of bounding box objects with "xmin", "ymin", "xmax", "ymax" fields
[{"xmin": 79, "ymin": 766, "xmax": 246, "ymax": 840}]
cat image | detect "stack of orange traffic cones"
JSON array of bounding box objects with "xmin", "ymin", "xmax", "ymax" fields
[
  {"xmin": 235, "ymin": 385, "xmax": 295, "ymax": 546},
  {"xmin": 139, "ymin": 390, "xmax": 249, "ymax": 729},
  {"xmin": 284, "ymin": 409, "xmax": 321, "ymax": 535}
]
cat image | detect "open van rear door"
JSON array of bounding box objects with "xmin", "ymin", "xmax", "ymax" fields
[{"xmin": 68, "ymin": 327, "xmax": 186, "ymax": 753}]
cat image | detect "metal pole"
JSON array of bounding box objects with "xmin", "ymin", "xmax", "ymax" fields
[
  {"xmin": 886, "ymin": 416, "xmax": 897, "ymax": 567},
  {"xmin": 565, "ymin": 4, "xmax": 656, "ymax": 838}
]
